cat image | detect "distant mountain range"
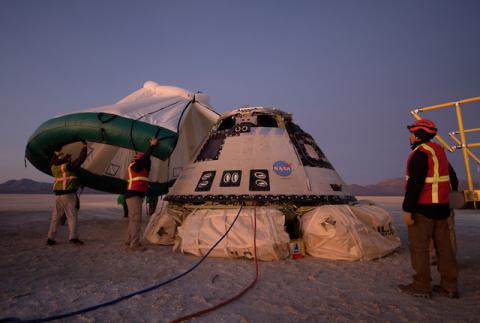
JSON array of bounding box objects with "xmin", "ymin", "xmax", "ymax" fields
[
  {"xmin": 0, "ymin": 178, "xmax": 472, "ymax": 195},
  {"xmin": 347, "ymin": 178, "xmax": 471, "ymax": 196},
  {"xmin": 346, "ymin": 178, "xmax": 406, "ymax": 196},
  {"xmin": 0, "ymin": 179, "xmax": 106, "ymax": 194}
]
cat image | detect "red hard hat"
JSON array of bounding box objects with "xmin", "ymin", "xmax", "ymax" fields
[
  {"xmin": 134, "ymin": 152, "xmax": 144, "ymax": 160},
  {"xmin": 407, "ymin": 119, "xmax": 437, "ymax": 134}
]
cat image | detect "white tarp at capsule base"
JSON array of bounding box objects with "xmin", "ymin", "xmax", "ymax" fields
[
  {"xmin": 145, "ymin": 201, "xmax": 400, "ymax": 261},
  {"xmin": 301, "ymin": 202, "xmax": 401, "ymax": 261},
  {"xmin": 77, "ymin": 81, "xmax": 220, "ymax": 185},
  {"xmin": 176, "ymin": 208, "xmax": 291, "ymax": 261},
  {"xmin": 145, "ymin": 206, "xmax": 291, "ymax": 261}
]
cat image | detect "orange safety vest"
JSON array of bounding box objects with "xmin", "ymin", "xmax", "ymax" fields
[
  {"xmin": 406, "ymin": 141, "xmax": 451, "ymax": 204},
  {"xmin": 51, "ymin": 163, "xmax": 78, "ymax": 191},
  {"xmin": 127, "ymin": 162, "xmax": 149, "ymax": 192}
]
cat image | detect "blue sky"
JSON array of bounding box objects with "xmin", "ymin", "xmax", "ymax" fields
[{"xmin": 1, "ymin": 0, "xmax": 479, "ymax": 185}]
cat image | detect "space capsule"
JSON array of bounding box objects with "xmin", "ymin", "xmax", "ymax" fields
[
  {"xmin": 166, "ymin": 106, "xmax": 356, "ymax": 204},
  {"xmin": 145, "ymin": 107, "xmax": 401, "ymax": 261}
]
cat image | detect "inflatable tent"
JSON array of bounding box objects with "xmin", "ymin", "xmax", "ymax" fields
[{"xmin": 25, "ymin": 81, "xmax": 219, "ymax": 195}]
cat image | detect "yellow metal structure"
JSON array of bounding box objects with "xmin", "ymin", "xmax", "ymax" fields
[
  {"xmin": 448, "ymin": 132, "xmax": 480, "ymax": 164},
  {"xmin": 410, "ymin": 96, "xmax": 480, "ymax": 208}
]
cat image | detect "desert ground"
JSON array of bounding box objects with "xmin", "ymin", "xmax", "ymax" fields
[{"xmin": 0, "ymin": 194, "xmax": 479, "ymax": 322}]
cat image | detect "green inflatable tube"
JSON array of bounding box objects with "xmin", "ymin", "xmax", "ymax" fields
[{"xmin": 25, "ymin": 112, "xmax": 178, "ymax": 195}]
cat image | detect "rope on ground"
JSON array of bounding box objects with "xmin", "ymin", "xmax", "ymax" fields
[
  {"xmin": 170, "ymin": 206, "xmax": 259, "ymax": 323},
  {"xmin": 0, "ymin": 206, "xmax": 245, "ymax": 323}
]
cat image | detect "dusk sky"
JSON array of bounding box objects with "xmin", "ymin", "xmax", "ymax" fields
[{"xmin": 1, "ymin": 0, "xmax": 479, "ymax": 185}]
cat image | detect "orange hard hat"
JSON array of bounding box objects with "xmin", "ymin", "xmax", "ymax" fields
[{"xmin": 407, "ymin": 119, "xmax": 437, "ymax": 134}]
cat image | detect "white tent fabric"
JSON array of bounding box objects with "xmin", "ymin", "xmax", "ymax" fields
[
  {"xmin": 300, "ymin": 204, "xmax": 401, "ymax": 261},
  {"xmin": 84, "ymin": 81, "xmax": 213, "ymax": 133},
  {"xmin": 175, "ymin": 208, "xmax": 291, "ymax": 261},
  {"xmin": 64, "ymin": 81, "xmax": 219, "ymax": 187}
]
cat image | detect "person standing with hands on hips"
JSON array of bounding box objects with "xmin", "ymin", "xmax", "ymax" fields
[
  {"xmin": 399, "ymin": 119, "xmax": 459, "ymax": 299},
  {"xmin": 124, "ymin": 137, "xmax": 158, "ymax": 251}
]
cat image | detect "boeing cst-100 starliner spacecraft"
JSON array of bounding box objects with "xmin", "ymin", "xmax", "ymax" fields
[
  {"xmin": 145, "ymin": 106, "xmax": 401, "ymax": 261},
  {"xmin": 168, "ymin": 107, "xmax": 355, "ymax": 204}
]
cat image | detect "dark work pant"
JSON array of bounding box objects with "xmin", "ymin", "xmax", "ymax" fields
[{"xmin": 408, "ymin": 213, "xmax": 458, "ymax": 291}]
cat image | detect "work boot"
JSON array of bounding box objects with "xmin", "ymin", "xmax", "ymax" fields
[
  {"xmin": 432, "ymin": 285, "xmax": 459, "ymax": 299},
  {"xmin": 69, "ymin": 238, "xmax": 84, "ymax": 245},
  {"xmin": 398, "ymin": 283, "xmax": 432, "ymax": 299},
  {"xmin": 46, "ymin": 239, "xmax": 56, "ymax": 246}
]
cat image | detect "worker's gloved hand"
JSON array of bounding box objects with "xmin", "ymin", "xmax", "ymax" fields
[
  {"xmin": 150, "ymin": 137, "xmax": 158, "ymax": 146},
  {"xmin": 402, "ymin": 212, "xmax": 414, "ymax": 225}
]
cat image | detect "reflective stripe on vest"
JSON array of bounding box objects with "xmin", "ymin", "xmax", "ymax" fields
[
  {"xmin": 52, "ymin": 164, "xmax": 78, "ymax": 191},
  {"xmin": 406, "ymin": 142, "xmax": 451, "ymax": 204},
  {"xmin": 420, "ymin": 143, "xmax": 446, "ymax": 203},
  {"xmin": 405, "ymin": 174, "xmax": 450, "ymax": 183},
  {"xmin": 127, "ymin": 162, "xmax": 149, "ymax": 192}
]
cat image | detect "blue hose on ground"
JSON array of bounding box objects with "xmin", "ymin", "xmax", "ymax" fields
[
  {"xmin": 0, "ymin": 206, "xmax": 244, "ymax": 323},
  {"xmin": 170, "ymin": 206, "xmax": 259, "ymax": 323}
]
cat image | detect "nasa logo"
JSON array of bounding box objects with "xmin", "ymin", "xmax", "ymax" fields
[{"xmin": 273, "ymin": 161, "xmax": 292, "ymax": 177}]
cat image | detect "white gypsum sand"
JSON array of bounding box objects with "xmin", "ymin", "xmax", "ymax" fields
[{"xmin": 0, "ymin": 195, "xmax": 479, "ymax": 322}]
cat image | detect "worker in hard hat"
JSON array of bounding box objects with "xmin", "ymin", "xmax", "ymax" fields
[
  {"xmin": 399, "ymin": 119, "xmax": 459, "ymax": 299},
  {"xmin": 47, "ymin": 140, "xmax": 88, "ymax": 246},
  {"xmin": 124, "ymin": 137, "xmax": 158, "ymax": 251}
]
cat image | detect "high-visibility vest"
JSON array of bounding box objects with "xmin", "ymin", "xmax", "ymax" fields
[
  {"xmin": 127, "ymin": 162, "xmax": 149, "ymax": 192},
  {"xmin": 51, "ymin": 163, "xmax": 78, "ymax": 191},
  {"xmin": 406, "ymin": 141, "xmax": 451, "ymax": 204}
]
